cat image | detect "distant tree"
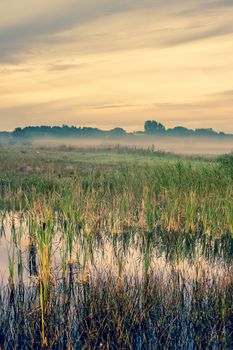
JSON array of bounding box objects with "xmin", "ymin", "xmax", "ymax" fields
[
  {"xmin": 12, "ymin": 127, "xmax": 24, "ymax": 137},
  {"xmin": 109, "ymin": 128, "xmax": 126, "ymax": 136},
  {"xmin": 194, "ymin": 128, "xmax": 217, "ymax": 137},
  {"xmin": 144, "ymin": 120, "xmax": 165, "ymax": 134},
  {"xmin": 167, "ymin": 126, "xmax": 193, "ymax": 136},
  {"xmin": 7, "ymin": 122, "xmax": 231, "ymax": 141}
]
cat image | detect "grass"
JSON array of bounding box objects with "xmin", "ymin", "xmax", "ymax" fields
[{"xmin": 0, "ymin": 148, "xmax": 232, "ymax": 349}]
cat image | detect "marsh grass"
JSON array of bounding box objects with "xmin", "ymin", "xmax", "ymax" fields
[{"xmin": 0, "ymin": 150, "xmax": 232, "ymax": 349}]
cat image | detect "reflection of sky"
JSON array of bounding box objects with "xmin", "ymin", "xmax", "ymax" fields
[
  {"xmin": 0, "ymin": 213, "xmax": 229, "ymax": 286},
  {"xmin": 1, "ymin": 1, "xmax": 233, "ymax": 132}
]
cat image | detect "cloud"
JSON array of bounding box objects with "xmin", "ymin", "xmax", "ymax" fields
[
  {"xmin": 47, "ymin": 63, "xmax": 88, "ymax": 72},
  {"xmin": 162, "ymin": 24, "xmax": 233, "ymax": 47},
  {"xmin": 154, "ymin": 90, "xmax": 233, "ymax": 110},
  {"xmin": 0, "ymin": 0, "xmax": 159, "ymax": 62},
  {"xmin": 1, "ymin": 0, "xmax": 233, "ymax": 62},
  {"xmin": 1, "ymin": 88, "xmax": 233, "ymax": 132},
  {"xmin": 1, "ymin": 0, "xmax": 233, "ymax": 133},
  {"xmin": 177, "ymin": 0, "xmax": 233, "ymax": 16},
  {"xmin": 207, "ymin": 90, "xmax": 233, "ymax": 99}
]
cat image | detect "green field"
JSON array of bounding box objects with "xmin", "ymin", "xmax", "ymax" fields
[{"xmin": 0, "ymin": 149, "xmax": 232, "ymax": 349}]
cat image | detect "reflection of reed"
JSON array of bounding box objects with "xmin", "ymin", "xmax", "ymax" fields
[
  {"xmin": 0, "ymin": 214, "xmax": 232, "ymax": 284},
  {"xmin": 28, "ymin": 242, "xmax": 38, "ymax": 277}
]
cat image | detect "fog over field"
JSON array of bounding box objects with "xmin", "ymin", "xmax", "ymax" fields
[{"xmin": 32, "ymin": 136, "xmax": 233, "ymax": 156}]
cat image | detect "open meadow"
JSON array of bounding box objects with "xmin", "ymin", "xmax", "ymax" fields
[{"xmin": 0, "ymin": 148, "xmax": 232, "ymax": 349}]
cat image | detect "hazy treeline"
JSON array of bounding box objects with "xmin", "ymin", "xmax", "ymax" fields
[{"xmin": 1, "ymin": 120, "xmax": 233, "ymax": 141}]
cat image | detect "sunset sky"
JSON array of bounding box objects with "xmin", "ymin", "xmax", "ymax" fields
[{"xmin": 1, "ymin": 0, "xmax": 233, "ymax": 132}]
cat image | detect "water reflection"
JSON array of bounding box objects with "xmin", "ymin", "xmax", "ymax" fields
[{"xmin": 0, "ymin": 212, "xmax": 232, "ymax": 286}]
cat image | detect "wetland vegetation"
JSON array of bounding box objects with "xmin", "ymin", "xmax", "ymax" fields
[{"xmin": 0, "ymin": 149, "xmax": 232, "ymax": 349}]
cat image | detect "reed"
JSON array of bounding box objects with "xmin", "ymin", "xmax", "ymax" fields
[{"xmin": 0, "ymin": 149, "xmax": 232, "ymax": 349}]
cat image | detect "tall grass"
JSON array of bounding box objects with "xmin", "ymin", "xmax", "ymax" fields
[{"xmin": 0, "ymin": 150, "xmax": 232, "ymax": 349}]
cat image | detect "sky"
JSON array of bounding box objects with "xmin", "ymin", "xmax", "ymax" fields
[{"xmin": 1, "ymin": 0, "xmax": 233, "ymax": 132}]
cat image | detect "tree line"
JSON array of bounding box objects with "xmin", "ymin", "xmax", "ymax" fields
[{"xmin": 0, "ymin": 120, "xmax": 232, "ymax": 139}]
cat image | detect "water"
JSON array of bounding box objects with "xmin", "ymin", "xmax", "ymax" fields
[
  {"xmin": 0, "ymin": 212, "xmax": 231, "ymax": 287},
  {"xmin": 0, "ymin": 212, "xmax": 232, "ymax": 349}
]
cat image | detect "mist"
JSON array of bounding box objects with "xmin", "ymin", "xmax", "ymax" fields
[{"xmin": 31, "ymin": 135, "xmax": 233, "ymax": 156}]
